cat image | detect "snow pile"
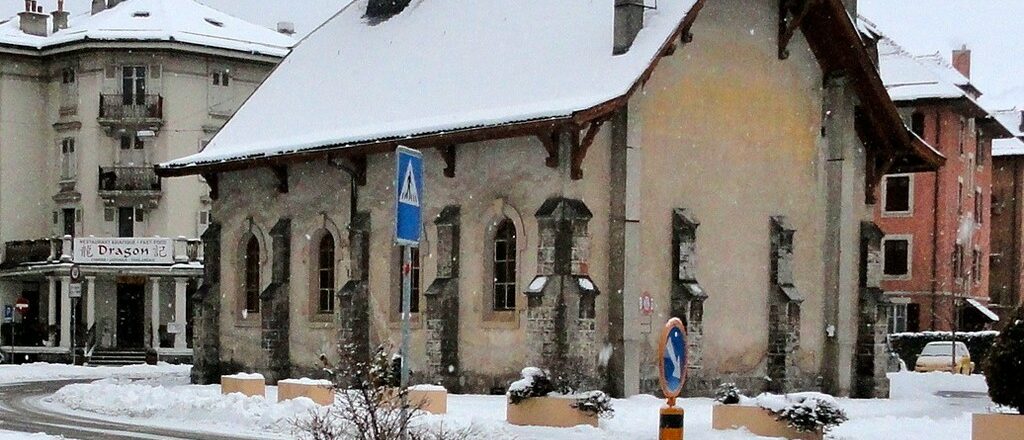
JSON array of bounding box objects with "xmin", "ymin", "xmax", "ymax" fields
[
  {"xmin": 0, "ymin": 432, "xmax": 63, "ymax": 439},
  {"xmin": 223, "ymin": 372, "xmax": 265, "ymax": 380},
  {"xmin": 508, "ymin": 367, "xmax": 546, "ymax": 395},
  {"xmin": 0, "ymin": 362, "xmax": 189, "ymax": 384},
  {"xmin": 49, "ymin": 377, "xmax": 315, "ymax": 436},
  {"xmin": 279, "ymin": 378, "xmax": 331, "ymax": 386},
  {"xmin": 409, "ymin": 384, "xmax": 446, "ymax": 392}
]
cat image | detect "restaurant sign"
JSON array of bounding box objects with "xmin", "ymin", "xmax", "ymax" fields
[{"xmin": 73, "ymin": 237, "xmax": 174, "ymax": 264}]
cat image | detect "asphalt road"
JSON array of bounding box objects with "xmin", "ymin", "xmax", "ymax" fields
[{"xmin": 0, "ymin": 379, "xmax": 262, "ymax": 440}]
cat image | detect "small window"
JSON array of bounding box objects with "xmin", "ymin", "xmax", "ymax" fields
[
  {"xmin": 493, "ymin": 219, "xmax": 517, "ymax": 311},
  {"xmin": 973, "ymin": 249, "xmax": 982, "ymax": 285},
  {"xmin": 212, "ymin": 71, "xmax": 230, "ymax": 87},
  {"xmin": 959, "ymin": 117, "xmax": 966, "ymax": 155},
  {"xmin": 975, "ymin": 189, "xmax": 983, "ymax": 224},
  {"xmin": 244, "ymin": 236, "xmax": 260, "ymax": 314},
  {"xmin": 318, "ymin": 234, "xmax": 336, "ymax": 313},
  {"xmin": 398, "ymin": 247, "xmax": 421, "ymax": 313},
  {"xmin": 911, "ymin": 111, "xmax": 925, "ymax": 137},
  {"xmin": 120, "ymin": 135, "xmax": 131, "ymax": 150},
  {"xmin": 953, "ymin": 244, "xmax": 964, "ymax": 280},
  {"xmin": 888, "ymin": 304, "xmax": 908, "ymax": 333},
  {"xmin": 134, "ymin": 207, "xmax": 145, "ymax": 222},
  {"xmin": 59, "ymin": 138, "xmax": 76, "ymax": 180},
  {"xmin": 883, "ymin": 175, "xmax": 912, "ymax": 214},
  {"xmin": 61, "ymin": 68, "xmax": 75, "ymax": 84},
  {"xmin": 958, "ymin": 180, "xmax": 964, "ymax": 213},
  {"xmin": 882, "ymin": 237, "xmax": 910, "ymax": 277}
]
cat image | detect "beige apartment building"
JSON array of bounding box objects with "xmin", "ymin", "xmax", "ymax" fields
[{"xmin": 0, "ymin": 0, "xmax": 292, "ymax": 363}]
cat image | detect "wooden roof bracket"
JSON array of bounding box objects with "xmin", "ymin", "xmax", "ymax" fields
[
  {"xmin": 202, "ymin": 173, "xmax": 219, "ymax": 200},
  {"xmin": 778, "ymin": 0, "xmax": 814, "ymax": 60},
  {"xmin": 329, "ymin": 155, "xmax": 367, "ymax": 186},
  {"xmin": 271, "ymin": 165, "xmax": 289, "ymax": 193},
  {"xmin": 865, "ymin": 149, "xmax": 896, "ymax": 205},
  {"xmin": 439, "ymin": 144, "xmax": 457, "ymax": 178},
  {"xmin": 571, "ymin": 118, "xmax": 608, "ymax": 180},
  {"xmin": 537, "ymin": 130, "xmax": 561, "ymax": 168}
]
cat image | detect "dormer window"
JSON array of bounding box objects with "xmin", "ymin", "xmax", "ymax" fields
[{"xmin": 132, "ymin": 11, "xmax": 150, "ymax": 18}]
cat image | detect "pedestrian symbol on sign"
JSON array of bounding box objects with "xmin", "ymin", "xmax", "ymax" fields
[{"xmin": 399, "ymin": 163, "xmax": 420, "ymax": 206}]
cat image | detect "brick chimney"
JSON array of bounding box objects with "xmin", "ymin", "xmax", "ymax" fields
[
  {"xmin": 18, "ymin": 0, "xmax": 48, "ymax": 37},
  {"xmin": 365, "ymin": 0, "xmax": 411, "ymax": 22},
  {"xmin": 952, "ymin": 45, "xmax": 971, "ymax": 79},
  {"xmin": 92, "ymin": 0, "xmax": 106, "ymax": 15},
  {"xmin": 52, "ymin": 0, "xmax": 69, "ymax": 33},
  {"xmin": 614, "ymin": 0, "xmax": 645, "ymax": 55}
]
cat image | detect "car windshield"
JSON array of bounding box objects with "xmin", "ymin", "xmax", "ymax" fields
[{"xmin": 921, "ymin": 344, "xmax": 953, "ymax": 356}]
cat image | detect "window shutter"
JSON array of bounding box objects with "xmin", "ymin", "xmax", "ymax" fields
[
  {"xmin": 104, "ymin": 207, "xmax": 115, "ymax": 222},
  {"xmin": 105, "ymin": 65, "xmax": 117, "ymax": 79},
  {"xmin": 150, "ymin": 65, "xmax": 161, "ymax": 79}
]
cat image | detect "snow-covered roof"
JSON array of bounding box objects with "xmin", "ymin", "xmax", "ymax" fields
[
  {"xmin": 874, "ymin": 35, "xmax": 971, "ymax": 102},
  {"xmin": 160, "ymin": 0, "xmax": 699, "ymax": 170},
  {"xmin": 993, "ymin": 138, "xmax": 1024, "ymax": 157},
  {"xmin": 0, "ymin": 0, "xmax": 295, "ymax": 57}
]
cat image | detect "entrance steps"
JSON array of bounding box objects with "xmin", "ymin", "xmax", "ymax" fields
[{"xmin": 88, "ymin": 349, "xmax": 148, "ymax": 366}]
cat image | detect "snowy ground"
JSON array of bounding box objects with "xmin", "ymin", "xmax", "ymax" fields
[
  {"xmin": 0, "ymin": 433, "xmax": 63, "ymax": 440},
  {"xmin": 33, "ymin": 368, "xmax": 996, "ymax": 439},
  {"xmin": 0, "ymin": 362, "xmax": 189, "ymax": 384}
]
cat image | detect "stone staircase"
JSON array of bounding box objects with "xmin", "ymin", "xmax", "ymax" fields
[{"xmin": 88, "ymin": 349, "xmax": 148, "ymax": 366}]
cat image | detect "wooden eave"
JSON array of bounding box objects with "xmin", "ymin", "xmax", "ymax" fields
[
  {"xmin": 155, "ymin": 0, "xmax": 708, "ymax": 178},
  {"xmin": 799, "ymin": 0, "xmax": 945, "ymax": 173}
]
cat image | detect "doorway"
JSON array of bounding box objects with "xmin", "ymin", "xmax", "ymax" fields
[{"xmin": 116, "ymin": 283, "xmax": 145, "ymax": 348}]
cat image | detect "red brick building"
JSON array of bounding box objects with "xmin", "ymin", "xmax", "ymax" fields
[
  {"xmin": 867, "ymin": 35, "xmax": 1012, "ymax": 332},
  {"xmin": 990, "ymin": 110, "xmax": 1024, "ymax": 315}
]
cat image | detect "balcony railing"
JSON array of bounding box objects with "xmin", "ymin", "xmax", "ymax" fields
[
  {"xmin": 0, "ymin": 239, "xmax": 51, "ymax": 269},
  {"xmin": 98, "ymin": 94, "xmax": 163, "ymax": 121},
  {"xmin": 99, "ymin": 166, "xmax": 161, "ymax": 193}
]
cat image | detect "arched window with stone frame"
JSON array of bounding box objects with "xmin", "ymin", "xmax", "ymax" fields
[
  {"xmin": 243, "ymin": 235, "xmax": 260, "ymax": 314},
  {"xmin": 317, "ymin": 232, "xmax": 336, "ymax": 314},
  {"xmin": 492, "ymin": 219, "xmax": 517, "ymax": 311}
]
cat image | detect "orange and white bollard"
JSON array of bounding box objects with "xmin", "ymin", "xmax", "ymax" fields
[{"xmin": 659, "ymin": 398, "xmax": 684, "ymax": 440}]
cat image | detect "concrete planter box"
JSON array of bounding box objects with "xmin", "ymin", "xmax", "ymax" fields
[
  {"xmin": 712, "ymin": 405, "xmax": 821, "ymax": 440},
  {"xmin": 220, "ymin": 374, "xmax": 266, "ymax": 397},
  {"xmin": 506, "ymin": 396, "xmax": 598, "ymax": 428},
  {"xmin": 278, "ymin": 379, "xmax": 334, "ymax": 405},
  {"xmin": 408, "ymin": 386, "xmax": 447, "ymax": 414},
  {"xmin": 973, "ymin": 413, "xmax": 1024, "ymax": 440}
]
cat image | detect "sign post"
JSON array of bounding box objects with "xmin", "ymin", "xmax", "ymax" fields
[
  {"xmin": 658, "ymin": 317, "xmax": 688, "ymax": 440},
  {"xmin": 394, "ymin": 146, "xmax": 423, "ymax": 438},
  {"xmin": 69, "ymin": 265, "xmax": 82, "ymax": 365}
]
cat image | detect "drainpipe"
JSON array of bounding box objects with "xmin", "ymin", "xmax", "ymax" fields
[{"xmin": 931, "ymin": 111, "xmax": 940, "ymax": 330}]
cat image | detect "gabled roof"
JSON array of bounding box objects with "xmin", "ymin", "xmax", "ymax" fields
[
  {"xmin": 992, "ymin": 109, "xmax": 1024, "ymax": 157},
  {"xmin": 0, "ymin": 0, "xmax": 295, "ymax": 57},
  {"xmin": 160, "ymin": 0, "xmax": 701, "ymax": 172},
  {"xmin": 158, "ymin": 0, "xmax": 944, "ymax": 176}
]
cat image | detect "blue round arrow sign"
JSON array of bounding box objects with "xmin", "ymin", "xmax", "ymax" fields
[{"xmin": 659, "ymin": 318, "xmax": 688, "ymax": 398}]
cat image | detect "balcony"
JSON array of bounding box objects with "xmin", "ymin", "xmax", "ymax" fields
[
  {"xmin": 98, "ymin": 166, "xmax": 162, "ymax": 207},
  {"xmin": 98, "ymin": 94, "xmax": 163, "ymax": 128}
]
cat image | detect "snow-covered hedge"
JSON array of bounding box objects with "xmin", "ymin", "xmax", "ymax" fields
[
  {"xmin": 889, "ymin": 331, "xmax": 997, "ymax": 371},
  {"xmin": 507, "ymin": 367, "xmax": 614, "ymax": 418},
  {"xmin": 984, "ymin": 310, "xmax": 1024, "ymax": 414},
  {"xmin": 755, "ymin": 392, "xmax": 848, "ymax": 433}
]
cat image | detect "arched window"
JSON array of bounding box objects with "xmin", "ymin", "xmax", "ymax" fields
[
  {"xmin": 493, "ymin": 219, "xmax": 517, "ymax": 311},
  {"xmin": 318, "ymin": 234, "xmax": 336, "ymax": 313},
  {"xmin": 244, "ymin": 236, "xmax": 260, "ymax": 313}
]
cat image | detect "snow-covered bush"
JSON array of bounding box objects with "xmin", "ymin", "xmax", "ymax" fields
[
  {"xmin": 715, "ymin": 383, "xmax": 742, "ymax": 404},
  {"xmin": 506, "ymin": 367, "xmax": 614, "ymax": 418},
  {"xmin": 571, "ymin": 390, "xmax": 615, "ymax": 419},
  {"xmin": 507, "ymin": 367, "xmax": 556, "ymax": 404},
  {"xmin": 756, "ymin": 393, "xmax": 848, "ymax": 433},
  {"xmin": 983, "ymin": 307, "xmax": 1024, "ymax": 414}
]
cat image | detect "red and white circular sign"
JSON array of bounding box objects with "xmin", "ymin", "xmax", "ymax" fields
[
  {"xmin": 639, "ymin": 292, "xmax": 654, "ymax": 316},
  {"xmin": 14, "ymin": 297, "xmax": 29, "ymax": 315}
]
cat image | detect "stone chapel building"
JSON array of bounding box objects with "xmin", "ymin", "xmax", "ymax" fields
[{"xmin": 157, "ymin": 0, "xmax": 944, "ymax": 398}]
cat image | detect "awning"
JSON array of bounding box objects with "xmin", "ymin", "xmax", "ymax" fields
[{"xmin": 964, "ymin": 298, "xmax": 1000, "ymax": 322}]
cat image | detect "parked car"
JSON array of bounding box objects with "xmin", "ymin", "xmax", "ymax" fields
[{"xmin": 915, "ymin": 341, "xmax": 974, "ymax": 374}]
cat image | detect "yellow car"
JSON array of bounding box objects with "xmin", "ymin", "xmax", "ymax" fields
[{"xmin": 914, "ymin": 341, "xmax": 974, "ymax": 374}]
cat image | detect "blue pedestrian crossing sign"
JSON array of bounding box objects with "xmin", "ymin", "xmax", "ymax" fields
[
  {"xmin": 394, "ymin": 146, "xmax": 423, "ymax": 246},
  {"xmin": 2, "ymin": 305, "xmax": 12, "ymax": 323},
  {"xmin": 658, "ymin": 317, "xmax": 688, "ymax": 398}
]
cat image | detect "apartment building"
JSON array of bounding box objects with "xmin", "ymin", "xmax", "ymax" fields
[
  {"xmin": 0, "ymin": 0, "xmax": 293, "ymax": 363},
  {"xmin": 859, "ymin": 21, "xmax": 1014, "ymax": 333}
]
